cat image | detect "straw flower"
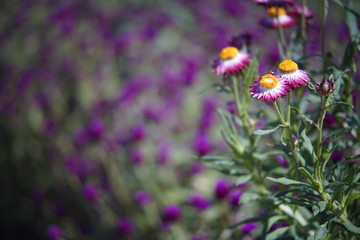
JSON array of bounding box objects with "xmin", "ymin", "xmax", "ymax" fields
[
  {"xmin": 211, "ymin": 46, "xmax": 251, "ymax": 75},
  {"xmin": 249, "ymin": 74, "xmax": 290, "ymax": 101},
  {"xmin": 272, "ymin": 59, "xmax": 310, "ymax": 89},
  {"xmin": 259, "ymin": 7, "xmax": 295, "ymax": 29}
]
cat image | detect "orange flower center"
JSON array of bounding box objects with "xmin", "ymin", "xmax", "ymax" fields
[
  {"xmin": 260, "ymin": 74, "xmax": 279, "ymax": 88},
  {"xmin": 219, "ymin": 47, "xmax": 239, "ymax": 60},
  {"xmin": 267, "ymin": 7, "xmax": 287, "ymax": 18},
  {"xmin": 278, "ymin": 60, "xmax": 298, "ymax": 73}
]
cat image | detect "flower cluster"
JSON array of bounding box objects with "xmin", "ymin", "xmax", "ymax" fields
[{"xmin": 250, "ymin": 59, "xmax": 310, "ymax": 101}]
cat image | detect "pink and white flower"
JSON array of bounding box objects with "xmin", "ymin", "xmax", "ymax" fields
[
  {"xmin": 255, "ymin": 0, "xmax": 295, "ymax": 7},
  {"xmin": 271, "ymin": 60, "xmax": 310, "ymax": 89},
  {"xmin": 288, "ymin": 4, "xmax": 314, "ymax": 19},
  {"xmin": 211, "ymin": 46, "xmax": 251, "ymax": 75},
  {"xmin": 259, "ymin": 7, "xmax": 295, "ymax": 29},
  {"xmin": 249, "ymin": 74, "xmax": 290, "ymax": 101}
]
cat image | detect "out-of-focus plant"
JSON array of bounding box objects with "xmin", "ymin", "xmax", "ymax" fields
[{"xmin": 202, "ymin": 0, "xmax": 360, "ymax": 239}]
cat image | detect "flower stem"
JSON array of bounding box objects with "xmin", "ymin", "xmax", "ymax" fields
[
  {"xmin": 316, "ymin": 96, "xmax": 328, "ymax": 159},
  {"xmin": 321, "ymin": 0, "xmax": 328, "ymax": 76},
  {"xmin": 232, "ymin": 76, "xmax": 252, "ymax": 137},
  {"xmin": 301, "ymin": 0, "xmax": 307, "ymax": 57}
]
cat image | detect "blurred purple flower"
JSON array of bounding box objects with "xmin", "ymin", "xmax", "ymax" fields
[
  {"xmin": 242, "ymin": 222, "xmax": 257, "ymax": 234},
  {"xmin": 228, "ymin": 33, "xmax": 252, "ymax": 49},
  {"xmin": 43, "ymin": 118, "xmax": 57, "ymax": 137},
  {"xmin": 181, "ymin": 56, "xmax": 200, "ymax": 86},
  {"xmin": 269, "ymin": 221, "xmax": 288, "ymax": 232},
  {"xmin": 214, "ymin": 179, "xmax": 231, "ymax": 199},
  {"xmin": 189, "ymin": 162, "xmax": 204, "ymax": 175},
  {"xmin": 227, "ymin": 189, "xmax": 243, "ymax": 207},
  {"xmin": 83, "ymin": 183, "xmax": 99, "ymax": 203},
  {"xmin": 130, "ymin": 148, "xmax": 145, "ymax": 165},
  {"xmin": 88, "ymin": 119, "xmax": 105, "ymax": 140},
  {"xmin": 255, "ymin": 118, "xmax": 267, "ymax": 130},
  {"xmin": 275, "ymin": 156, "xmax": 289, "ymax": 168},
  {"xmin": 47, "ymin": 225, "xmax": 63, "ymax": 240},
  {"xmin": 130, "ymin": 123, "xmax": 147, "ymax": 142},
  {"xmin": 114, "ymin": 31, "xmax": 134, "ymax": 54},
  {"xmin": 135, "ymin": 190, "xmax": 152, "ymax": 205},
  {"xmin": 156, "ymin": 144, "xmax": 172, "ymax": 165},
  {"xmin": 74, "ymin": 127, "xmax": 90, "ymax": 147},
  {"xmin": 193, "ymin": 133, "xmax": 212, "ymax": 156},
  {"xmin": 118, "ymin": 74, "xmax": 152, "ymax": 103},
  {"xmin": 116, "ymin": 218, "xmax": 134, "ymax": 236},
  {"xmin": 65, "ymin": 156, "xmax": 85, "ymax": 179},
  {"xmin": 29, "ymin": 185, "xmax": 44, "ymax": 205},
  {"xmin": 189, "ymin": 193, "xmax": 211, "ymax": 211},
  {"xmin": 226, "ymin": 102, "xmax": 237, "ymax": 115},
  {"xmin": 221, "ymin": 0, "xmax": 246, "ymax": 16},
  {"xmin": 162, "ymin": 204, "xmax": 182, "ymax": 222},
  {"xmin": 331, "ymin": 151, "xmax": 343, "ymax": 163},
  {"xmin": 17, "ymin": 68, "xmax": 35, "ymax": 95}
]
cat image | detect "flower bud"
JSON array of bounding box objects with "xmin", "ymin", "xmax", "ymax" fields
[{"xmin": 315, "ymin": 78, "xmax": 334, "ymax": 95}]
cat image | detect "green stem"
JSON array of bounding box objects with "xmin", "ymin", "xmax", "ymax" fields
[
  {"xmin": 273, "ymin": 101, "xmax": 288, "ymax": 126},
  {"xmin": 301, "ymin": 0, "xmax": 307, "ymax": 57},
  {"xmin": 276, "ymin": 15, "xmax": 288, "ymax": 59},
  {"xmin": 316, "ymin": 96, "xmax": 328, "ymax": 159},
  {"xmin": 232, "ymin": 77, "xmax": 252, "ymax": 137},
  {"xmin": 273, "ymin": 101, "xmax": 301, "ymax": 166},
  {"xmin": 321, "ymin": 0, "xmax": 327, "ymax": 76},
  {"xmin": 286, "ymin": 93, "xmax": 291, "ymax": 123}
]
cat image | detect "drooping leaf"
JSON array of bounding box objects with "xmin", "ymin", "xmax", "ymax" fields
[
  {"xmin": 300, "ymin": 129, "xmax": 316, "ymax": 162},
  {"xmin": 291, "ymin": 107, "xmax": 315, "ymax": 125},
  {"xmin": 236, "ymin": 175, "xmax": 252, "ymax": 185},
  {"xmin": 229, "ymin": 215, "xmax": 267, "ymax": 229},
  {"xmin": 298, "ymin": 167, "xmax": 317, "ymax": 187},
  {"xmin": 314, "ymin": 224, "xmax": 328, "ymax": 240},
  {"xmin": 266, "ymin": 177, "xmax": 312, "ymax": 188},
  {"xmin": 197, "ymin": 156, "xmax": 236, "ymax": 166},
  {"xmin": 344, "ymin": 153, "xmax": 360, "ymax": 161},
  {"xmin": 322, "ymin": 127, "xmax": 352, "ymax": 143},
  {"xmin": 265, "ymin": 226, "xmax": 289, "ymax": 240},
  {"xmin": 345, "ymin": 191, "xmax": 360, "ymax": 209},
  {"xmin": 266, "ymin": 215, "xmax": 287, "ymax": 232},
  {"xmin": 253, "ymin": 125, "xmax": 281, "ymax": 136},
  {"xmin": 342, "ymin": 221, "xmax": 360, "ymax": 234},
  {"xmin": 326, "ymin": 101, "xmax": 354, "ymax": 110},
  {"xmin": 240, "ymin": 192, "xmax": 261, "ymax": 204},
  {"xmin": 312, "ymin": 201, "xmax": 327, "ymax": 215}
]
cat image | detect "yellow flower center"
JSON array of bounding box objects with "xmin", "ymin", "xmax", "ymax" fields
[
  {"xmin": 219, "ymin": 47, "xmax": 239, "ymax": 60},
  {"xmin": 267, "ymin": 7, "xmax": 287, "ymax": 18},
  {"xmin": 260, "ymin": 74, "xmax": 278, "ymax": 88},
  {"xmin": 278, "ymin": 60, "xmax": 298, "ymax": 73}
]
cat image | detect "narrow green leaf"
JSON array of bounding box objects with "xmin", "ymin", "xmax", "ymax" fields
[
  {"xmin": 266, "ymin": 177, "xmax": 312, "ymax": 187},
  {"xmin": 197, "ymin": 156, "xmax": 236, "ymax": 165},
  {"xmin": 331, "ymin": 0, "xmax": 360, "ymax": 18},
  {"xmin": 312, "ymin": 201, "xmax": 327, "ymax": 215},
  {"xmin": 266, "ymin": 215, "xmax": 286, "ymax": 232},
  {"xmin": 322, "ymin": 127, "xmax": 351, "ymax": 143},
  {"xmin": 265, "ymin": 226, "xmax": 289, "ymax": 240},
  {"xmin": 236, "ymin": 175, "xmax": 252, "ymax": 185},
  {"xmin": 300, "ymin": 129, "xmax": 316, "ymax": 161},
  {"xmin": 314, "ymin": 224, "xmax": 328, "ymax": 240},
  {"xmin": 229, "ymin": 216, "xmax": 266, "ymax": 229},
  {"xmin": 240, "ymin": 192, "xmax": 260, "ymax": 204},
  {"xmin": 345, "ymin": 192, "xmax": 360, "ymax": 209},
  {"xmin": 342, "ymin": 221, "xmax": 360, "ymax": 234},
  {"xmin": 298, "ymin": 167, "xmax": 317, "ymax": 186},
  {"xmin": 253, "ymin": 125, "xmax": 280, "ymax": 136},
  {"xmin": 344, "ymin": 153, "xmax": 360, "ymax": 161},
  {"xmin": 291, "ymin": 107, "xmax": 315, "ymax": 125},
  {"xmin": 326, "ymin": 101, "xmax": 354, "ymax": 110}
]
